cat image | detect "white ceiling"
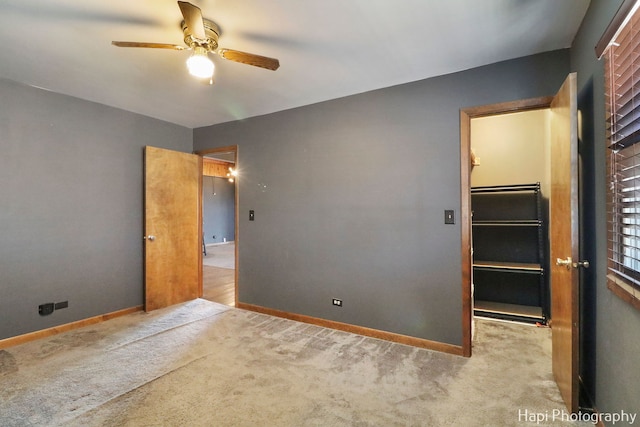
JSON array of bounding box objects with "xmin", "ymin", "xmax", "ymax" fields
[{"xmin": 0, "ymin": 0, "xmax": 590, "ymax": 129}]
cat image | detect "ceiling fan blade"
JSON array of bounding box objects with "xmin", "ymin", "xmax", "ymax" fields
[
  {"xmin": 218, "ymin": 49, "xmax": 280, "ymax": 71},
  {"xmin": 178, "ymin": 1, "xmax": 207, "ymax": 40},
  {"xmin": 112, "ymin": 41, "xmax": 186, "ymax": 50}
]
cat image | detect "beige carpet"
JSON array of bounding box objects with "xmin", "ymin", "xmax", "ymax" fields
[{"xmin": 0, "ymin": 299, "xmax": 589, "ymax": 426}]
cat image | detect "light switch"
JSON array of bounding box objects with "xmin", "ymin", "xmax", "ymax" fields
[
  {"xmin": 249, "ymin": 210, "xmax": 255, "ymax": 221},
  {"xmin": 444, "ymin": 210, "xmax": 455, "ymax": 224}
]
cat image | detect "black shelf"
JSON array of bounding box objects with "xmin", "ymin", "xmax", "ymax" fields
[
  {"xmin": 473, "ymin": 260, "xmax": 542, "ymax": 273},
  {"xmin": 471, "ymin": 182, "xmax": 548, "ymax": 323},
  {"xmin": 471, "ymin": 183, "xmax": 541, "ymax": 193},
  {"xmin": 473, "ymin": 219, "xmax": 541, "ymax": 226},
  {"xmin": 474, "ymin": 300, "xmax": 544, "ymax": 323}
]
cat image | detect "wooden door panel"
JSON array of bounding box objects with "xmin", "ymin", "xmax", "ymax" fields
[
  {"xmin": 145, "ymin": 146, "xmax": 202, "ymax": 311},
  {"xmin": 549, "ymin": 73, "xmax": 579, "ymax": 413}
]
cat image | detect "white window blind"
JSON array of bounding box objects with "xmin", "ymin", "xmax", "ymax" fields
[{"xmin": 604, "ymin": 1, "xmax": 640, "ymax": 310}]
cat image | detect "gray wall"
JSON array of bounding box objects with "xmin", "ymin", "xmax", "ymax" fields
[
  {"xmin": 0, "ymin": 78, "xmax": 192, "ymax": 340},
  {"xmin": 570, "ymin": 0, "xmax": 640, "ymax": 418},
  {"xmin": 194, "ymin": 50, "xmax": 570, "ymax": 346},
  {"xmin": 202, "ymin": 176, "xmax": 235, "ymax": 245}
]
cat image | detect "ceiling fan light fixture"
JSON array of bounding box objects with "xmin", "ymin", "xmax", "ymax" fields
[
  {"xmin": 112, "ymin": 2, "xmax": 280, "ymax": 82},
  {"xmin": 187, "ymin": 46, "xmax": 214, "ymax": 79}
]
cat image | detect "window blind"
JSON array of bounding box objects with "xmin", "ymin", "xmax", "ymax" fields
[{"xmin": 604, "ymin": 1, "xmax": 640, "ymax": 309}]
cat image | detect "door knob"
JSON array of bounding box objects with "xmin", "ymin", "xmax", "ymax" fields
[
  {"xmin": 144, "ymin": 235, "xmax": 156, "ymax": 241},
  {"xmin": 556, "ymin": 257, "xmax": 572, "ymax": 269},
  {"xmin": 556, "ymin": 257, "xmax": 590, "ymax": 269}
]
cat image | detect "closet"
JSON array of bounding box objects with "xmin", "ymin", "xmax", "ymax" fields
[{"xmin": 470, "ymin": 109, "xmax": 550, "ymax": 324}]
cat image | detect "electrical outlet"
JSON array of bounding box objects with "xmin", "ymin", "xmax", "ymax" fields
[
  {"xmin": 39, "ymin": 303, "xmax": 54, "ymax": 316},
  {"xmin": 332, "ymin": 298, "xmax": 343, "ymax": 307}
]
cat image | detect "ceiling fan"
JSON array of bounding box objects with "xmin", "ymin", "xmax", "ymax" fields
[{"xmin": 112, "ymin": 1, "xmax": 280, "ymax": 83}]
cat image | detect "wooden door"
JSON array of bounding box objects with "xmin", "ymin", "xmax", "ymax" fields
[
  {"xmin": 549, "ymin": 72, "xmax": 579, "ymax": 413},
  {"xmin": 145, "ymin": 146, "xmax": 202, "ymax": 311}
]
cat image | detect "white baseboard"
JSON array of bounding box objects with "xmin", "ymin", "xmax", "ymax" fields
[{"xmin": 205, "ymin": 241, "xmax": 234, "ymax": 247}]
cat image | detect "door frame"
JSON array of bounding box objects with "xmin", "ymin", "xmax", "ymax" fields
[
  {"xmin": 195, "ymin": 145, "xmax": 239, "ymax": 306},
  {"xmin": 459, "ymin": 96, "xmax": 554, "ymax": 357}
]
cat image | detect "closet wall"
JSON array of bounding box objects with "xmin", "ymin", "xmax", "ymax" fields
[{"xmin": 470, "ymin": 109, "xmax": 550, "ymax": 192}]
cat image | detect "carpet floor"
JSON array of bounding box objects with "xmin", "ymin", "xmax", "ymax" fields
[{"xmin": 0, "ymin": 299, "xmax": 589, "ymax": 426}]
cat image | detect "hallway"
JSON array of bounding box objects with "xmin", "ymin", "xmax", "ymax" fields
[{"xmin": 202, "ymin": 242, "xmax": 235, "ymax": 306}]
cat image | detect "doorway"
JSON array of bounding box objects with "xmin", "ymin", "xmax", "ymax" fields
[
  {"xmin": 460, "ymin": 96, "xmax": 554, "ymax": 356},
  {"xmin": 197, "ymin": 146, "xmax": 238, "ymax": 306},
  {"xmin": 460, "ymin": 73, "xmax": 581, "ymax": 413},
  {"xmin": 470, "ymin": 108, "xmax": 551, "ymax": 325}
]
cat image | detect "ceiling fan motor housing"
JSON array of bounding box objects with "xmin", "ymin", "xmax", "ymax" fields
[{"xmin": 182, "ymin": 18, "xmax": 220, "ymax": 51}]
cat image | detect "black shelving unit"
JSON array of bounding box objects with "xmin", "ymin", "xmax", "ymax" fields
[{"xmin": 471, "ymin": 183, "xmax": 548, "ymax": 323}]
